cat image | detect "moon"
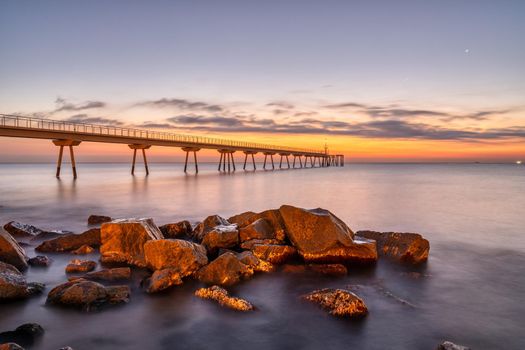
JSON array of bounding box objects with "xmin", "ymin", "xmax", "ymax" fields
[{"xmin": 464, "ymin": 48, "xmax": 470, "ymax": 53}]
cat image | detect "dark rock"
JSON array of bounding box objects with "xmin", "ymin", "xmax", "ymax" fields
[
  {"xmin": 307, "ymin": 263, "xmax": 347, "ymax": 276},
  {"xmin": 100, "ymin": 218, "xmax": 163, "ymax": 267},
  {"xmin": 0, "ymin": 230, "xmax": 28, "ymax": 271},
  {"xmin": 0, "ymin": 261, "xmax": 44, "ymax": 301},
  {"xmin": 3, "ymin": 222, "xmax": 46, "ymax": 238},
  {"xmin": 436, "ymin": 341, "xmax": 471, "ymax": 350},
  {"xmin": 69, "ymin": 267, "xmax": 131, "ymax": 282},
  {"xmin": 251, "ymin": 244, "xmax": 297, "ymax": 264},
  {"xmin": 46, "ymin": 279, "xmax": 129, "ymax": 311},
  {"xmin": 201, "ymin": 225, "xmax": 239, "ymax": 254},
  {"xmin": 28, "ymin": 256, "xmax": 51, "ymax": 267},
  {"xmin": 192, "ymin": 215, "xmax": 230, "ymax": 242},
  {"xmin": 356, "ymin": 230, "xmax": 430, "ymax": 264},
  {"xmin": 143, "ymin": 269, "xmax": 183, "ymax": 293},
  {"xmin": 0, "ymin": 343, "xmax": 24, "ymax": 350},
  {"xmin": 236, "ymin": 251, "xmax": 275, "ymax": 272},
  {"xmin": 87, "ymin": 215, "xmax": 112, "ymax": 226},
  {"xmin": 196, "ymin": 252, "xmax": 253, "ymax": 286},
  {"xmin": 0, "ymin": 323, "xmax": 44, "ymax": 347},
  {"xmin": 240, "ymin": 238, "xmax": 282, "ymax": 250},
  {"xmin": 239, "ymin": 218, "xmax": 276, "ymax": 242},
  {"xmin": 35, "ymin": 229, "xmax": 101, "ymax": 253},
  {"xmin": 195, "ymin": 285, "xmax": 254, "ymax": 311},
  {"xmin": 279, "ymin": 205, "xmax": 377, "ymax": 263},
  {"xmin": 159, "ymin": 221, "xmax": 192, "ymax": 239},
  {"xmin": 65, "ymin": 259, "xmax": 96, "ymax": 273},
  {"xmin": 303, "ymin": 288, "xmax": 368, "ymax": 317},
  {"xmin": 144, "ymin": 239, "xmax": 208, "ymax": 277},
  {"xmin": 72, "ymin": 245, "xmax": 94, "ymax": 255}
]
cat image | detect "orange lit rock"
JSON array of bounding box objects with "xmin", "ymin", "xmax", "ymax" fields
[
  {"xmin": 240, "ymin": 238, "xmax": 282, "ymax": 250},
  {"xmin": 196, "ymin": 252, "xmax": 253, "ymax": 286},
  {"xmin": 159, "ymin": 220, "xmax": 192, "ymax": 239},
  {"xmin": 65, "ymin": 259, "xmax": 96, "ymax": 273},
  {"xmin": 236, "ymin": 251, "xmax": 275, "ymax": 272},
  {"xmin": 232, "ymin": 209, "xmax": 287, "ymax": 241},
  {"xmin": 192, "ymin": 215, "xmax": 230, "ymax": 242},
  {"xmin": 0, "ymin": 343, "xmax": 24, "ymax": 350},
  {"xmin": 0, "ymin": 261, "xmax": 44, "ymax": 301},
  {"xmin": 227, "ymin": 211, "xmax": 256, "ymax": 226},
  {"xmin": 303, "ymin": 288, "xmax": 368, "ymax": 317},
  {"xmin": 251, "ymin": 244, "xmax": 297, "ymax": 265},
  {"xmin": 0, "ymin": 230, "xmax": 28, "ymax": 271},
  {"xmin": 144, "ymin": 239, "xmax": 208, "ymax": 277},
  {"xmin": 100, "ymin": 218, "xmax": 163, "ymax": 267},
  {"xmin": 356, "ymin": 230, "xmax": 430, "ymax": 264},
  {"xmin": 239, "ymin": 218, "xmax": 276, "ymax": 242},
  {"xmin": 36, "ymin": 228, "xmax": 100, "ymax": 252},
  {"xmin": 72, "ymin": 245, "xmax": 94, "ymax": 255},
  {"xmin": 143, "ymin": 268, "xmax": 183, "ymax": 293},
  {"xmin": 195, "ymin": 285, "xmax": 254, "ymax": 311},
  {"xmin": 69, "ymin": 267, "xmax": 131, "ymax": 282},
  {"xmin": 201, "ymin": 225, "xmax": 239, "ymax": 254}
]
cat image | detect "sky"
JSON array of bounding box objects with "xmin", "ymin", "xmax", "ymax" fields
[{"xmin": 0, "ymin": 0, "xmax": 524, "ymax": 162}]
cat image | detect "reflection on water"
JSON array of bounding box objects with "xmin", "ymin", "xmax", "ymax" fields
[{"xmin": 1, "ymin": 163, "xmax": 524, "ymax": 349}]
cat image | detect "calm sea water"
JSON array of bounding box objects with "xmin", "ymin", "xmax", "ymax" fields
[{"xmin": 1, "ymin": 163, "xmax": 524, "ymax": 350}]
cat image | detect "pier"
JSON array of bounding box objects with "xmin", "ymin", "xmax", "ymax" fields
[{"xmin": 0, "ymin": 114, "xmax": 344, "ymax": 178}]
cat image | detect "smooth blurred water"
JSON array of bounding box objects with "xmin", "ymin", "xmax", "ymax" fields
[{"xmin": 1, "ymin": 163, "xmax": 524, "ymax": 350}]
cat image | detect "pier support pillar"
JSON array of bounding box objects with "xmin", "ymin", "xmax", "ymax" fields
[
  {"xmin": 182, "ymin": 147, "xmax": 201, "ymax": 173},
  {"xmin": 263, "ymin": 152, "xmax": 276, "ymax": 170},
  {"xmin": 278, "ymin": 153, "xmax": 291, "ymax": 169},
  {"xmin": 218, "ymin": 150, "xmax": 236, "ymax": 172},
  {"xmin": 292, "ymin": 154, "xmax": 303, "ymax": 169},
  {"xmin": 53, "ymin": 139, "xmax": 81, "ymax": 179},
  {"xmin": 129, "ymin": 144, "xmax": 151, "ymax": 175},
  {"xmin": 243, "ymin": 151, "xmax": 257, "ymax": 170}
]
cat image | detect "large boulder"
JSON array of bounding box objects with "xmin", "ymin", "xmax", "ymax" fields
[
  {"xmin": 159, "ymin": 221, "xmax": 192, "ymax": 239},
  {"xmin": 35, "ymin": 229, "xmax": 101, "ymax": 252},
  {"xmin": 356, "ymin": 230, "xmax": 430, "ymax": 264},
  {"xmin": 192, "ymin": 215, "xmax": 230, "ymax": 242},
  {"xmin": 142, "ymin": 269, "xmax": 183, "ymax": 293},
  {"xmin": 0, "ymin": 230, "xmax": 28, "ymax": 271},
  {"xmin": 0, "ymin": 323, "xmax": 44, "ymax": 347},
  {"xmin": 201, "ymin": 225, "xmax": 239, "ymax": 254},
  {"xmin": 100, "ymin": 218, "xmax": 163, "ymax": 267},
  {"xmin": 251, "ymin": 244, "xmax": 297, "ymax": 265},
  {"xmin": 144, "ymin": 239, "xmax": 208, "ymax": 277},
  {"xmin": 231, "ymin": 210, "xmax": 287, "ymax": 241},
  {"xmin": 227, "ymin": 211, "xmax": 256, "ymax": 226},
  {"xmin": 239, "ymin": 218, "xmax": 276, "ymax": 242},
  {"xmin": 0, "ymin": 261, "xmax": 44, "ymax": 301},
  {"xmin": 279, "ymin": 205, "xmax": 377, "ymax": 263},
  {"xmin": 46, "ymin": 279, "xmax": 130, "ymax": 311},
  {"xmin": 195, "ymin": 286, "xmax": 254, "ymax": 311},
  {"xmin": 303, "ymin": 288, "xmax": 368, "ymax": 317},
  {"xmin": 196, "ymin": 252, "xmax": 253, "ymax": 286}
]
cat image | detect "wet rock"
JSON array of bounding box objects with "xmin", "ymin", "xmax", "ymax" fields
[
  {"xmin": 143, "ymin": 268, "xmax": 183, "ymax": 293},
  {"xmin": 72, "ymin": 245, "xmax": 94, "ymax": 255},
  {"xmin": 35, "ymin": 229, "xmax": 101, "ymax": 253},
  {"xmin": 236, "ymin": 251, "xmax": 275, "ymax": 272},
  {"xmin": 144, "ymin": 239, "xmax": 208, "ymax": 277},
  {"xmin": 69, "ymin": 267, "xmax": 131, "ymax": 282},
  {"xmin": 195, "ymin": 285, "xmax": 254, "ymax": 311},
  {"xmin": 159, "ymin": 220, "xmax": 192, "ymax": 239},
  {"xmin": 196, "ymin": 252, "xmax": 253, "ymax": 286},
  {"xmin": 436, "ymin": 341, "xmax": 471, "ymax": 350},
  {"xmin": 239, "ymin": 218, "xmax": 276, "ymax": 242},
  {"xmin": 251, "ymin": 244, "xmax": 297, "ymax": 264},
  {"xmin": 0, "ymin": 343, "xmax": 24, "ymax": 350},
  {"xmin": 0, "ymin": 323, "xmax": 44, "ymax": 347},
  {"xmin": 87, "ymin": 215, "xmax": 112, "ymax": 226},
  {"xmin": 0, "ymin": 261, "xmax": 44, "ymax": 300},
  {"xmin": 65, "ymin": 259, "xmax": 96, "ymax": 273},
  {"xmin": 282, "ymin": 264, "xmax": 347, "ymax": 276},
  {"xmin": 59, "ymin": 347, "xmax": 74, "ymax": 350},
  {"xmin": 282, "ymin": 264, "xmax": 307, "ymax": 273},
  {"xmin": 240, "ymin": 238, "xmax": 282, "ymax": 250},
  {"xmin": 0, "ymin": 230, "xmax": 28, "ymax": 271},
  {"xmin": 201, "ymin": 225, "xmax": 239, "ymax": 254},
  {"xmin": 233, "ymin": 209, "xmax": 287, "ymax": 241},
  {"xmin": 192, "ymin": 215, "xmax": 230, "ymax": 242},
  {"xmin": 279, "ymin": 205, "xmax": 377, "ymax": 263},
  {"xmin": 356, "ymin": 230, "xmax": 430, "ymax": 264},
  {"xmin": 28, "ymin": 256, "xmax": 51, "ymax": 267},
  {"xmin": 303, "ymin": 288, "xmax": 368, "ymax": 317},
  {"xmin": 46, "ymin": 279, "xmax": 130, "ymax": 311},
  {"xmin": 227, "ymin": 211, "xmax": 256, "ymax": 226},
  {"xmin": 3, "ymin": 222, "xmax": 46, "ymax": 238},
  {"xmin": 100, "ymin": 218, "xmax": 163, "ymax": 267}
]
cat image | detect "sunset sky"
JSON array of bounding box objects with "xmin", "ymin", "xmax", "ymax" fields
[{"xmin": 1, "ymin": 0, "xmax": 524, "ymax": 162}]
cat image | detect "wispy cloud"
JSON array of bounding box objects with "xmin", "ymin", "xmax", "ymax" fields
[
  {"xmin": 64, "ymin": 114, "xmax": 123, "ymax": 126},
  {"xmin": 138, "ymin": 98, "xmax": 224, "ymax": 112},
  {"xmin": 55, "ymin": 97, "xmax": 106, "ymax": 112},
  {"xmin": 267, "ymin": 101, "xmax": 294, "ymax": 109}
]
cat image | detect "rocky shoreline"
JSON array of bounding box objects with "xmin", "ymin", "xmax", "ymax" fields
[{"xmin": 1, "ymin": 205, "xmax": 470, "ymax": 349}]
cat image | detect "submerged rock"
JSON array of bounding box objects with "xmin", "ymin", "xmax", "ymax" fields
[
  {"xmin": 279, "ymin": 205, "xmax": 377, "ymax": 263},
  {"xmin": 282, "ymin": 264, "xmax": 348, "ymax": 276},
  {"xmin": 72, "ymin": 245, "xmax": 95, "ymax": 255},
  {"xmin": 143, "ymin": 268, "xmax": 183, "ymax": 293},
  {"xmin": 69, "ymin": 267, "xmax": 131, "ymax": 282},
  {"xmin": 100, "ymin": 218, "xmax": 163, "ymax": 267},
  {"xmin": 0, "ymin": 343, "xmax": 24, "ymax": 350},
  {"xmin": 251, "ymin": 243, "xmax": 297, "ymax": 264},
  {"xmin": 27, "ymin": 256, "xmax": 51, "ymax": 267},
  {"xmin": 0, "ymin": 323, "xmax": 44, "ymax": 347},
  {"xmin": 87, "ymin": 215, "xmax": 112, "ymax": 226},
  {"xmin": 196, "ymin": 252, "xmax": 253, "ymax": 286},
  {"xmin": 0, "ymin": 261, "xmax": 44, "ymax": 301},
  {"xmin": 65, "ymin": 259, "xmax": 96, "ymax": 273},
  {"xmin": 356, "ymin": 230, "xmax": 430, "ymax": 264},
  {"xmin": 46, "ymin": 279, "xmax": 130, "ymax": 311},
  {"xmin": 35, "ymin": 229, "xmax": 101, "ymax": 253},
  {"xmin": 436, "ymin": 341, "xmax": 471, "ymax": 350},
  {"xmin": 195, "ymin": 285, "xmax": 254, "ymax": 311},
  {"xmin": 239, "ymin": 218, "xmax": 276, "ymax": 242},
  {"xmin": 201, "ymin": 225, "xmax": 239, "ymax": 254},
  {"xmin": 303, "ymin": 288, "xmax": 368, "ymax": 317},
  {"xmin": 144, "ymin": 239, "xmax": 208, "ymax": 277},
  {"xmin": 159, "ymin": 220, "xmax": 192, "ymax": 239},
  {"xmin": 192, "ymin": 215, "xmax": 230, "ymax": 242},
  {"xmin": 0, "ymin": 230, "xmax": 28, "ymax": 271}
]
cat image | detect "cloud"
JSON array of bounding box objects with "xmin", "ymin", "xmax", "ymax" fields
[
  {"xmin": 64, "ymin": 114, "xmax": 123, "ymax": 126},
  {"xmin": 324, "ymin": 102, "xmax": 367, "ymax": 109},
  {"xmin": 267, "ymin": 101, "xmax": 294, "ymax": 109},
  {"xmin": 55, "ymin": 98, "xmax": 106, "ymax": 112},
  {"xmin": 139, "ymin": 98, "xmax": 224, "ymax": 112},
  {"xmin": 167, "ymin": 115, "xmax": 243, "ymax": 127}
]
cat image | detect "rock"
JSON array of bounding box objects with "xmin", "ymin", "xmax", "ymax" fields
[
  {"xmin": 0, "ymin": 261, "xmax": 44, "ymax": 300},
  {"xmin": 240, "ymin": 238, "xmax": 282, "ymax": 250},
  {"xmin": 251, "ymin": 244, "xmax": 297, "ymax": 264},
  {"xmin": 307, "ymin": 264, "xmax": 347, "ymax": 276},
  {"xmin": 28, "ymin": 256, "xmax": 51, "ymax": 267},
  {"xmin": 35, "ymin": 229, "xmax": 101, "ymax": 253},
  {"xmin": 436, "ymin": 341, "xmax": 471, "ymax": 350},
  {"xmin": 3, "ymin": 222, "xmax": 46, "ymax": 238},
  {"xmin": 143, "ymin": 269, "xmax": 183, "ymax": 293},
  {"xmin": 72, "ymin": 245, "xmax": 94, "ymax": 255},
  {"xmin": 282, "ymin": 264, "xmax": 307, "ymax": 273},
  {"xmin": 65, "ymin": 259, "xmax": 96, "ymax": 273},
  {"xmin": 87, "ymin": 215, "xmax": 112, "ymax": 225},
  {"xmin": 59, "ymin": 347, "xmax": 74, "ymax": 350},
  {"xmin": 69, "ymin": 268, "xmax": 131, "ymax": 282},
  {"xmin": 279, "ymin": 205, "xmax": 377, "ymax": 263},
  {"xmin": 201, "ymin": 225, "xmax": 239, "ymax": 254},
  {"xmin": 195, "ymin": 286, "xmax": 254, "ymax": 311},
  {"xmin": 196, "ymin": 252, "xmax": 253, "ymax": 286},
  {"xmin": 227, "ymin": 211, "xmax": 256, "ymax": 226},
  {"xmin": 100, "ymin": 218, "xmax": 163, "ymax": 267},
  {"xmin": 159, "ymin": 220, "xmax": 192, "ymax": 238},
  {"xmin": 233, "ymin": 209, "xmax": 287, "ymax": 241},
  {"xmin": 0, "ymin": 343, "xmax": 24, "ymax": 350},
  {"xmin": 0, "ymin": 231, "xmax": 28, "ymax": 271},
  {"xmin": 239, "ymin": 218, "xmax": 277, "ymax": 242},
  {"xmin": 303, "ymin": 288, "xmax": 368, "ymax": 317},
  {"xmin": 192, "ymin": 215, "xmax": 230, "ymax": 242},
  {"xmin": 236, "ymin": 251, "xmax": 275, "ymax": 272},
  {"xmin": 144, "ymin": 239, "xmax": 208, "ymax": 277},
  {"xmin": 356, "ymin": 230, "xmax": 430, "ymax": 264},
  {"xmin": 46, "ymin": 279, "xmax": 130, "ymax": 311},
  {"xmin": 0, "ymin": 323, "xmax": 44, "ymax": 347}
]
